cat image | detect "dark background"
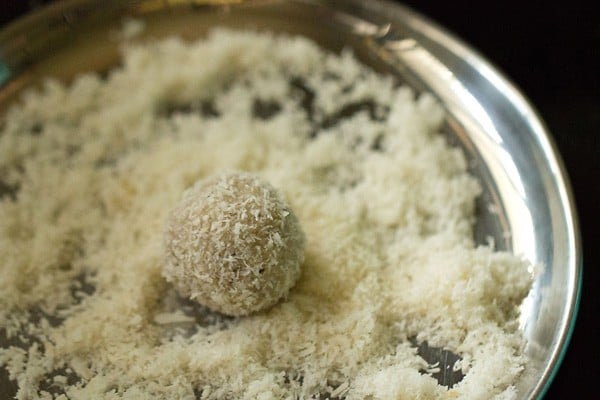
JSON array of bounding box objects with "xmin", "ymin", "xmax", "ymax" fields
[{"xmin": 1, "ymin": 1, "xmax": 598, "ymax": 398}]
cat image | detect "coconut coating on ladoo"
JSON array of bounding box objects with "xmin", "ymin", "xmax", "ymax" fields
[{"xmin": 163, "ymin": 172, "xmax": 305, "ymax": 316}]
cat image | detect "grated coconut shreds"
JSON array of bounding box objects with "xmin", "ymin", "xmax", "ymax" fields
[{"xmin": 0, "ymin": 29, "xmax": 533, "ymax": 400}]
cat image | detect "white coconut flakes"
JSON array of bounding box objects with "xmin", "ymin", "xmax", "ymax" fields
[{"xmin": 0, "ymin": 29, "xmax": 533, "ymax": 400}]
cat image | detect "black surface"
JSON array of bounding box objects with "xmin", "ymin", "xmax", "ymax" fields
[{"xmin": 1, "ymin": 1, "xmax": 598, "ymax": 398}]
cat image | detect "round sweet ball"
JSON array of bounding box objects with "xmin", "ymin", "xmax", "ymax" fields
[{"xmin": 162, "ymin": 172, "xmax": 305, "ymax": 316}]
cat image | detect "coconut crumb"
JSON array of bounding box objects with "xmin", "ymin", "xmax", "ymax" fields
[
  {"xmin": 120, "ymin": 18, "xmax": 145, "ymax": 40},
  {"xmin": 0, "ymin": 29, "xmax": 533, "ymax": 399}
]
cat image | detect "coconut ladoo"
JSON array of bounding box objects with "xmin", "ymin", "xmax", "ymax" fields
[{"xmin": 162, "ymin": 172, "xmax": 305, "ymax": 316}]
